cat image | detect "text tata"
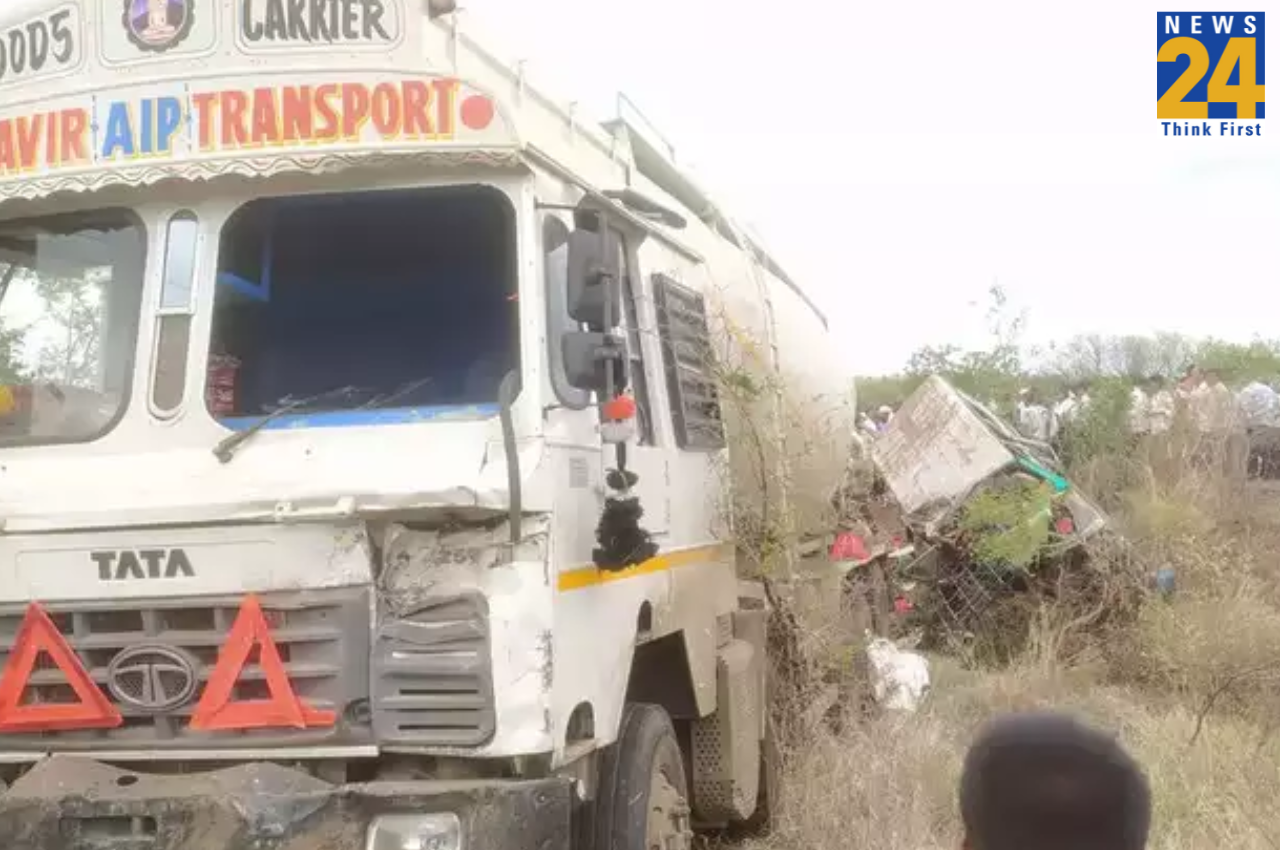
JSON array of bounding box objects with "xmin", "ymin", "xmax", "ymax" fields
[{"xmin": 0, "ymin": 79, "xmax": 466, "ymax": 173}]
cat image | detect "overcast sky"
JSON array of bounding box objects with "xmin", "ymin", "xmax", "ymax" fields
[{"xmin": 467, "ymin": 0, "xmax": 1280, "ymax": 375}]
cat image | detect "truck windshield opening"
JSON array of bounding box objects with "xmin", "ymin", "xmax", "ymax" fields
[
  {"xmin": 207, "ymin": 184, "xmax": 518, "ymax": 423},
  {"xmin": 0, "ymin": 210, "xmax": 145, "ymax": 446}
]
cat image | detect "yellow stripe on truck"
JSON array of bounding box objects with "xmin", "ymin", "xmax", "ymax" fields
[{"xmin": 557, "ymin": 543, "xmax": 731, "ymax": 592}]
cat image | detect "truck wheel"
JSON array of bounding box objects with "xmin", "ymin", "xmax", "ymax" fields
[{"xmin": 593, "ymin": 704, "xmax": 693, "ymax": 850}]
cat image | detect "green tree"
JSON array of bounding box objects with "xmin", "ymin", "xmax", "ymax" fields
[
  {"xmin": 0, "ymin": 267, "xmax": 30, "ymax": 383},
  {"xmin": 856, "ymin": 306, "xmax": 1280, "ymax": 425},
  {"xmin": 0, "ymin": 264, "xmax": 103, "ymax": 389},
  {"xmin": 1048, "ymin": 331, "xmax": 1280, "ymax": 384},
  {"xmin": 27, "ymin": 272, "xmax": 103, "ymax": 388},
  {"xmin": 0, "ymin": 324, "xmax": 27, "ymax": 384},
  {"xmin": 1057, "ymin": 376, "xmax": 1133, "ymax": 470},
  {"xmin": 1193, "ymin": 338, "xmax": 1280, "ymax": 383}
]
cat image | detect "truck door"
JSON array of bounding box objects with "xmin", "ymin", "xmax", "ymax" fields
[{"xmin": 607, "ymin": 225, "xmax": 670, "ymax": 535}]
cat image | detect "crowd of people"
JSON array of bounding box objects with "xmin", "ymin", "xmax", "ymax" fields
[
  {"xmin": 1010, "ymin": 367, "xmax": 1258, "ymax": 446},
  {"xmin": 1010, "ymin": 366, "xmax": 1280, "ymax": 477},
  {"xmin": 858, "ymin": 366, "xmax": 1280, "ymax": 478}
]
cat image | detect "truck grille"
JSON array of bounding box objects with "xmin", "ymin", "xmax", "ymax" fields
[
  {"xmin": 372, "ymin": 592, "xmax": 495, "ymax": 748},
  {"xmin": 0, "ymin": 588, "xmax": 371, "ymax": 752}
]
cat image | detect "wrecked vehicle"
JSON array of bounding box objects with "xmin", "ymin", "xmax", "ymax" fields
[
  {"xmin": 873, "ymin": 377, "xmax": 1107, "ymax": 541},
  {"xmin": 0, "ymin": 1, "xmax": 854, "ymax": 847},
  {"xmin": 858, "ymin": 377, "xmax": 1110, "ymax": 645}
]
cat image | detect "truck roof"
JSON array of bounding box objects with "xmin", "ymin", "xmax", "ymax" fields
[
  {"xmin": 0, "ymin": 0, "xmax": 824, "ymax": 326},
  {"xmin": 601, "ymin": 115, "xmax": 824, "ymax": 326}
]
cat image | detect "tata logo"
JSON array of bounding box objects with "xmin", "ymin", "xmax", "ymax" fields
[
  {"xmin": 92, "ymin": 548, "xmax": 195, "ymax": 580},
  {"xmin": 106, "ymin": 644, "xmax": 199, "ymax": 713},
  {"xmin": 1157, "ymin": 13, "xmax": 1265, "ymax": 133}
]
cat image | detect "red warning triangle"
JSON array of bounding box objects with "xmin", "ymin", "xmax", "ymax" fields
[
  {"xmin": 0, "ymin": 603, "xmax": 123, "ymax": 733},
  {"xmin": 189, "ymin": 594, "xmax": 336, "ymax": 731}
]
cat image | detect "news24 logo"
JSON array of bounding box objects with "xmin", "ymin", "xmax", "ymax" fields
[{"xmin": 1157, "ymin": 12, "xmax": 1264, "ymax": 135}]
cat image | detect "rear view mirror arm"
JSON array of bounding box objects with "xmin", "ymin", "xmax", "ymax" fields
[
  {"xmin": 497, "ymin": 370, "xmax": 522, "ymax": 546},
  {"xmin": 600, "ymin": 267, "xmax": 616, "ymax": 402}
]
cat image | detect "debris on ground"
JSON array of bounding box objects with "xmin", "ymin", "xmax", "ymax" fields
[{"xmin": 865, "ymin": 636, "xmax": 931, "ymax": 713}]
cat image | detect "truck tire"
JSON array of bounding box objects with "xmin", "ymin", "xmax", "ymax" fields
[{"xmin": 592, "ymin": 703, "xmax": 693, "ymax": 850}]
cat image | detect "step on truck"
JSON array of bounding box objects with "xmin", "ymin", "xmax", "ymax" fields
[{"xmin": 0, "ymin": 1, "xmax": 853, "ymax": 848}]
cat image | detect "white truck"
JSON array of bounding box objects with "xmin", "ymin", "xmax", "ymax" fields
[{"xmin": 0, "ymin": 1, "xmax": 852, "ymax": 848}]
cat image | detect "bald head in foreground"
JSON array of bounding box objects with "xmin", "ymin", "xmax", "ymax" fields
[{"xmin": 960, "ymin": 712, "xmax": 1152, "ymax": 850}]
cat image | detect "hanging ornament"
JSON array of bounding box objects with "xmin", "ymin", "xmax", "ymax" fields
[
  {"xmin": 601, "ymin": 390, "xmax": 638, "ymax": 445},
  {"xmin": 593, "ymin": 390, "xmax": 657, "ymax": 571}
]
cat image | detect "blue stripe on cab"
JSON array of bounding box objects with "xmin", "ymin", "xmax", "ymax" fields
[{"xmin": 218, "ymin": 404, "xmax": 501, "ymax": 431}]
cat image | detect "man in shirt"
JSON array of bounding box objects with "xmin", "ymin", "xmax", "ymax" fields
[
  {"xmin": 1201, "ymin": 370, "xmax": 1238, "ymax": 431},
  {"xmin": 1128, "ymin": 382, "xmax": 1150, "ymax": 439},
  {"xmin": 1196, "ymin": 370, "xmax": 1246, "ymax": 478},
  {"xmin": 1237, "ymin": 379, "xmax": 1280, "ymax": 429},
  {"xmin": 1238, "ymin": 379, "xmax": 1280, "ymax": 477},
  {"xmin": 1053, "ymin": 389, "xmax": 1077, "ymax": 427},
  {"xmin": 959, "ymin": 711, "xmax": 1151, "ymax": 850},
  {"xmin": 1016, "ymin": 389, "xmax": 1054, "ymax": 444},
  {"xmin": 1055, "ymin": 382, "xmax": 1092, "ymax": 427},
  {"xmin": 1145, "ymin": 375, "xmax": 1175, "ymax": 437},
  {"xmin": 1176, "ymin": 364, "xmax": 1202, "ymax": 397}
]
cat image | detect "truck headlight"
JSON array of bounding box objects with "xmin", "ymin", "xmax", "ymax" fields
[{"xmin": 366, "ymin": 813, "xmax": 462, "ymax": 850}]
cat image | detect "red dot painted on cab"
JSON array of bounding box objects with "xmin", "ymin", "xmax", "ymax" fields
[{"xmin": 460, "ymin": 95, "xmax": 494, "ymax": 131}]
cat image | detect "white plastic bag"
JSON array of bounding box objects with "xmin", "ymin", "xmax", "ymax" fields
[{"xmin": 865, "ymin": 636, "xmax": 931, "ymax": 713}]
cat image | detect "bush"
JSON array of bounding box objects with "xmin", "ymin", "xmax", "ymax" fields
[
  {"xmin": 955, "ymin": 479, "xmax": 1055, "ymax": 569},
  {"xmin": 1058, "ymin": 377, "xmax": 1134, "ymax": 470}
]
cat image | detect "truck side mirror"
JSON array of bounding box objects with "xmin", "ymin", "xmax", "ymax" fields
[
  {"xmin": 566, "ymin": 229, "xmax": 621, "ymax": 330},
  {"xmin": 562, "ymin": 331, "xmax": 628, "ymax": 394}
]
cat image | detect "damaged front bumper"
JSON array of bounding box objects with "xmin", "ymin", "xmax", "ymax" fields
[{"xmin": 0, "ymin": 756, "xmax": 572, "ymax": 850}]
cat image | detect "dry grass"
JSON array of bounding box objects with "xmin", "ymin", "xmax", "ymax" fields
[
  {"xmin": 755, "ymin": 662, "xmax": 1280, "ymax": 850},
  {"xmin": 750, "ymin": 442, "xmax": 1280, "ymax": 850}
]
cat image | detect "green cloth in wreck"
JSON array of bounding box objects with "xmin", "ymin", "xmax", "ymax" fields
[{"xmin": 1014, "ymin": 454, "xmax": 1070, "ymax": 493}]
